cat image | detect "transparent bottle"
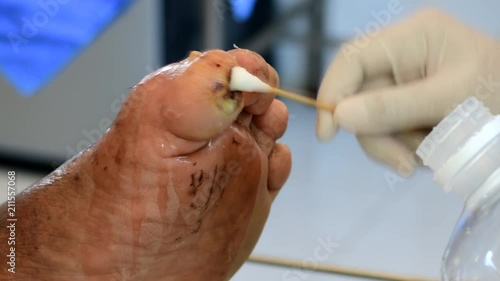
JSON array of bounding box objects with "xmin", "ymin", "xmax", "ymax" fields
[{"xmin": 416, "ymin": 97, "xmax": 500, "ymax": 280}]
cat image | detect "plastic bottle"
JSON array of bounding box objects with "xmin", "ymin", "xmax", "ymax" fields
[{"xmin": 416, "ymin": 97, "xmax": 500, "ymax": 280}]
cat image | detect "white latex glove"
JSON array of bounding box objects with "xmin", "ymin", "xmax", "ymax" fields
[{"xmin": 316, "ymin": 9, "xmax": 500, "ymax": 174}]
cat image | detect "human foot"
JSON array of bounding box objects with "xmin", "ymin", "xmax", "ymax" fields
[{"xmin": 0, "ymin": 49, "xmax": 291, "ymax": 281}]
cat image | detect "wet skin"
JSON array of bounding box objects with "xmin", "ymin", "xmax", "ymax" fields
[{"xmin": 0, "ymin": 49, "xmax": 291, "ymax": 281}]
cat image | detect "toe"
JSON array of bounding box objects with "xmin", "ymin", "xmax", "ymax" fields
[
  {"xmin": 228, "ymin": 49, "xmax": 278, "ymax": 115},
  {"xmin": 126, "ymin": 50, "xmax": 244, "ymax": 143},
  {"xmin": 267, "ymin": 143, "xmax": 292, "ymax": 198},
  {"xmin": 252, "ymin": 99, "xmax": 288, "ymax": 140}
]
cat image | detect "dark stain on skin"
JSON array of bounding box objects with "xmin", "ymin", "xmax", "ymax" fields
[
  {"xmin": 115, "ymin": 153, "xmax": 122, "ymax": 165},
  {"xmin": 46, "ymin": 215, "xmax": 51, "ymax": 221},
  {"xmin": 90, "ymin": 154, "xmax": 99, "ymax": 166},
  {"xmin": 214, "ymin": 81, "xmax": 224, "ymax": 92},
  {"xmin": 73, "ymin": 174, "xmax": 80, "ymax": 181},
  {"xmin": 193, "ymin": 162, "xmax": 197, "ymax": 166},
  {"xmin": 216, "ymin": 63, "xmax": 221, "ymax": 68},
  {"xmin": 103, "ymin": 166, "xmax": 108, "ymax": 171},
  {"xmin": 257, "ymin": 65, "xmax": 270, "ymax": 81},
  {"xmin": 226, "ymin": 91, "xmax": 241, "ymax": 100},
  {"xmin": 175, "ymin": 236, "xmax": 182, "ymax": 242},
  {"xmin": 114, "ymin": 144, "xmax": 125, "ymax": 165},
  {"xmin": 225, "ymin": 67, "xmax": 232, "ymax": 84},
  {"xmin": 232, "ymin": 137, "xmax": 240, "ymax": 145}
]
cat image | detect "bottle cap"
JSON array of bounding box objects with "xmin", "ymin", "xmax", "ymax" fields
[{"xmin": 417, "ymin": 97, "xmax": 500, "ymax": 197}]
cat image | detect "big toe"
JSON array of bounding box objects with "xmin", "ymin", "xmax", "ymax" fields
[{"xmin": 117, "ymin": 50, "xmax": 245, "ymax": 143}]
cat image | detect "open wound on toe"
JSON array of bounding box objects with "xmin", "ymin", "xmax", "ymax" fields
[
  {"xmin": 214, "ymin": 79, "xmax": 243, "ymax": 115},
  {"xmin": 218, "ymin": 90, "xmax": 242, "ymax": 113}
]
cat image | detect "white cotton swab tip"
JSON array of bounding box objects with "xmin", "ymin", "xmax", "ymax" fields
[
  {"xmin": 229, "ymin": 66, "xmax": 273, "ymax": 93},
  {"xmin": 228, "ymin": 66, "xmax": 336, "ymax": 112}
]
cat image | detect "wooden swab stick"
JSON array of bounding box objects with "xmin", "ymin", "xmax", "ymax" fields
[
  {"xmin": 229, "ymin": 67, "xmax": 335, "ymax": 112},
  {"xmin": 248, "ymin": 255, "xmax": 437, "ymax": 281},
  {"xmin": 271, "ymin": 87, "xmax": 336, "ymax": 112}
]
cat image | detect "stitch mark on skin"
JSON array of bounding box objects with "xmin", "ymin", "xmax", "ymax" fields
[
  {"xmin": 199, "ymin": 171, "xmax": 204, "ymax": 183},
  {"xmin": 192, "ymin": 219, "xmax": 202, "ymax": 234},
  {"xmin": 219, "ymin": 182, "xmax": 226, "ymax": 200},
  {"xmin": 189, "ymin": 174, "xmax": 196, "ymax": 195},
  {"xmin": 189, "ymin": 170, "xmax": 206, "ymax": 196},
  {"xmin": 201, "ymin": 165, "xmax": 218, "ymax": 214},
  {"xmin": 190, "ymin": 202, "xmax": 201, "ymax": 209}
]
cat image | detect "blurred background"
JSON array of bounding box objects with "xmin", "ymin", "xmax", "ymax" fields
[{"xmin": 1, "ymin": 0, "xmax": 500, "ymax": 280}]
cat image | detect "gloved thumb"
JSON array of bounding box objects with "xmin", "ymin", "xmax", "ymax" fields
[{"xmin": 334, "ymin": 69, "xmax": 467, "ymax": 134}]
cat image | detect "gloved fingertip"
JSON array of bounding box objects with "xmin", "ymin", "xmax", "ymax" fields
[
  {"xmin": 316, "ymin": 110, "xmax": 338, "ymax": 141},
  {"xmin": 334, "ymin": 99, "xmax": 361, "ymax": 133},
  {"xmin": 392, "ymin": 153, "xmax": 419, "ymax": 178}
]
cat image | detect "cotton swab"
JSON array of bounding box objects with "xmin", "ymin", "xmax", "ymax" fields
[{"xmin": 229, "ymin": 67, "xmax": 335, "ymax": 112}]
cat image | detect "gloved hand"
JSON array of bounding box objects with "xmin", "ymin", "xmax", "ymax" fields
[{"xmin": 316, "ymin": 9, "xmax": 500, "ymax": 174}]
